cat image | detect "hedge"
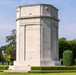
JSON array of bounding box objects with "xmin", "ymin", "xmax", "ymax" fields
[
  {"xmin": 29, "ymin": 70, "xmax": 76, "ymax": 73},
  {"xmin": 0, "ymin": 65, "xmax": 9, "ymax": 70},
  {"xmin": 31, "ymin": 66, "xmax": 76, "ymax": 70}
]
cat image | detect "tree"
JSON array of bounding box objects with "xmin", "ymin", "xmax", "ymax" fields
[
  {"xmin": 63, "ymin": 50, "xmax": 74, "ymax": 66},
  {"xmin": 68, "ymin": 40, "xmax": 76, "ymax": 58},
  {"xmin": 59, "ymin": 38, "xmax": 76, "ymax": 65},
  {"xmin": 5, "ymin": 45, "xmax": 12, "ymax": 55},
  {"xmin": 0, "ymin": 46, "xmax": 7, "ymax": 51},
  {"xmin": 11, "ymin": 50, "xmax": 16, "ymax": 61},
  {"xmin": 0, "ymin": 49, "xmax": 4, "ymax": 63},
  {"xmin": 0, "ymin": 46, "xmax": 6, "ymax": 63},
  {"xmin": 5, "ymin": 29, "xmax": 16, "ymax": 62},
  {"xmin": 59, "ymin": 38, "xmax": 69, "ymax": 59},
  {"xmin": 0, "ymin": 29, "xmax": 16, "ymax": 64},
  {"xmin": 6, "ymin": 29, "xmax": 16, "ymax": 50},
  {"xmin": 5, "ymin": 55, "xmax": 12, "ymax": 65}
]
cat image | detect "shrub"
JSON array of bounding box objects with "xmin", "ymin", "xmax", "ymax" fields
[
  {"xmin": 0, "ymin": 65, "xmax": 9, "ymax": 70},
  {"xmin": 29, "ymin": 70, "xmax": 76, "ymax": 73},
  {"xmin": 31, "ymin": 66, "xmax": 76, "ymax": 70},
  {"xmin": 63, "ymin": 50, "xmax": 74, "ymax": 66}
]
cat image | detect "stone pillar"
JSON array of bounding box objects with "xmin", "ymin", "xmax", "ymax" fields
[{"xmin": 9, "ymin": 4, "xmax": 61, "ymax": 71}]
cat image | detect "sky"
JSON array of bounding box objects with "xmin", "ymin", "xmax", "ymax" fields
[{"xmin": 0, "ymin": 0, "xmax": 76, "ymax": 47}]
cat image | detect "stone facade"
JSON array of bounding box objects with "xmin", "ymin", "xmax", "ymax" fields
[{"xmin": 9, "ymin": 4, "xmax": 61, "ymax": 71}]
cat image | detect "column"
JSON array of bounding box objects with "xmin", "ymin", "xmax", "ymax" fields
[
  {"xmin": 16, "ymin": 20, "xmax": 20, "ymax": 61},
  {"xmin": 19, "ymin": 25, "xmax": 25, "ymax": 61}
]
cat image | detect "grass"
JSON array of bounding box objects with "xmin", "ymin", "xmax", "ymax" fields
[{"xmin": 0, "ymin": 72, "xmax": 76, "ymax": 75}]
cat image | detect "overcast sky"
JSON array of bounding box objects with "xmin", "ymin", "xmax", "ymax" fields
[{"xmin": 0, "ymin": 0, "xmax": 76, "ymax": 47}]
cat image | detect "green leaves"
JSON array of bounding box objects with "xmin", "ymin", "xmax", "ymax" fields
[
  {"xmin": 5, "ymin": 55, "xmax": 11, "ymax": 62},
  {"xmin": 0, "ymin": 29, "xmax": 16, "ymax": 64},
  {"xmin": 59, "ymin": 38, "xmax": 76, "ymax": 59},
  {"xmin": 5, "ymin": 29, "xmax": 16, "ymax": 62},
  {"xmin": 59, "ymin": 38, "xmax": 69, "ymax": 58},
  {"xmin": 63, "ymin": 50, "xmax": 73, "ymax": 66},
  {"xmin": 6, "ymin": 29, "xmax": 16, "ymax": 49}
]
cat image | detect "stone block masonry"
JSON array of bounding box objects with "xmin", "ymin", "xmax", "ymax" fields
[{"xmin": 8, "ymin": 4, "xmax": 61, "ymax": 72}]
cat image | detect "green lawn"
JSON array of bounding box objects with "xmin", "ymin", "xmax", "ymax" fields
[{"xmin": 0, "ymin": 72, "xmax": 76, "ymax": 75}]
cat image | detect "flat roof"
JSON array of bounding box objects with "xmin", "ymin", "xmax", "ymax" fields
[{"xmin": 17, "ymin": 4, "xmax": 58, "ymax": 10}]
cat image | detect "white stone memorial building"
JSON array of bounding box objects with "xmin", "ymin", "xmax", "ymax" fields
[{"xmin": 9, "ymin": 4, "xmax": 61, "ymax": 71}]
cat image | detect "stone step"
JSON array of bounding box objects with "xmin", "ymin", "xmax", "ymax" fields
[{"xmin": 8, "ymin": 66, "xmax": 31, "ymax": 72}]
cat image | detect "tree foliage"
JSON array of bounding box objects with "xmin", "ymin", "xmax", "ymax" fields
[
  {"xmin": 0, "ymin": 46, "xmax": 6, "ymax": 63},
  {"xmin": 5, "ymin": 55, "xmax": 11, "ymax": 65},
  {"xmin": 59, "ymin": 38, "xmax": 69, "ymax": 58},
  {"xmin": 5, "ymin": 29, "xmax": 16, "ymax": 62},
  {"xmin": 0, "ymin": 29, "xmax": 16, "ymax": 64},
  {"xmin": 6, "ymin": 29, "xmax": 16, "ymax": 49},
  {"xmin": 68, "ymin": 40, "xmax": 76, "ymax": 59},
  {"xmin": 11, "ymin": 50, "xmax": 16, "ymax": 61},
  {"xmin": 59, "ymin": 38, "xmax": 76, "ymax": 59}
]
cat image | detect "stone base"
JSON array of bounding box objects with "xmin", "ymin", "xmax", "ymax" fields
[
  {"xmin": 8, "ymin": 60, "xmax": 61, "ymax": 72},
  {"xmin": 13, "ymin": 61, "xmax": 40, "ymax": 66},
  {"xmin": 40, "ymin": 61, "xmax": 61, "ymax": 66},
  {"xmin": 8, "ymin": 66, "xmax": 30, "ymax": 71},
  {"xmin": 8, "ymin": 61, "xmax": 31, "ymax": 71}
]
